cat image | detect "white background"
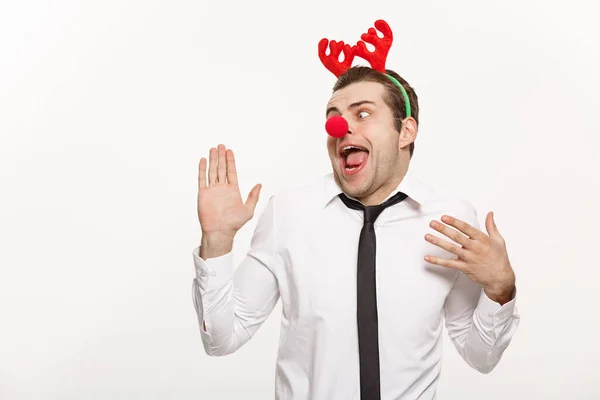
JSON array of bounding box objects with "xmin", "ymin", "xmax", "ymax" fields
[{"xmin": 1, "ymin": 0, "xmax": 599, "ymax": 399}]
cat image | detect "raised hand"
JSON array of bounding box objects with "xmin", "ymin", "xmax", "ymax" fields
[
  {"xmin": 198, "ymin": 144, "xmax": 262, "ymax": 239},
  {"xmin": 424, "ymin": 212, "xmax": 516, "ymax": 305}
]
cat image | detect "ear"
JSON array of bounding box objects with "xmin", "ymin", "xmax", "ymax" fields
[{"xmin": 398, "ymin": 117, "xmax": 418, "ymax": 150}]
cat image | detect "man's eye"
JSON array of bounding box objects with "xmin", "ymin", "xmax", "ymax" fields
[{"xmin": 358, "ymin": 111, "xmax": 370, "ymax": 119}]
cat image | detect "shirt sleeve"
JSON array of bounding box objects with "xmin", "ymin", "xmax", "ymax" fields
[
  {"xmin": 443, "ymin": 205, "xmax": 521, "ymax": 373},
  {"xmin": 192, "ymin": 196, "xmax": 280, "ymax": 356}
]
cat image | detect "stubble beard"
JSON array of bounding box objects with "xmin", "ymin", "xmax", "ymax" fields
[
  {"xmin": 334, "ymin": 164, "xmax": 376, "ymax": 200},
  {"xmin": 335, "ymin": 150, "xmax": 404, "ymax": 203}
]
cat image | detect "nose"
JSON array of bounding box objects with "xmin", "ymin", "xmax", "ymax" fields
[{"xmin": 325, "ymin": 115, "xmax": 349, "ymax": 138}]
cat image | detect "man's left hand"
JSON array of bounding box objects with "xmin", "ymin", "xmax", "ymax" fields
[{"xmin": 424, "ymin": 212, "xmax": 516, "ymax": 305}]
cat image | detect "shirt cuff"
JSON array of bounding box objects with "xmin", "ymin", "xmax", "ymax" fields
[
  {"xmin": 192, "ymin": 246, "xmax": 234, "ymax": 288},
  {"xmin": 476, "ymin": 286, "xmax": 517, "ymax": 326}
]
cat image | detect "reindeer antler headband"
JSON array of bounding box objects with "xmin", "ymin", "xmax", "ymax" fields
[{"xmin": 318, "ymin": 19, "xmax": 411, "ymax": 120}]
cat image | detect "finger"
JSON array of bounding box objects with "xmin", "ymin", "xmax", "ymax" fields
[
  {"xmin": 226, "ymin": 149, "xmax": 238, "ymax": 185},
  {"xmin": 244, "ymin": 184, "xmax": 262, "ymax": 214},
  {"xmin": 486, "ymin": 211, "xmax": 502, "ymax": 239},
  {"xmin": 425, "ymin": 233, "xmax": 467, "ymax": 258},
  {"xmin": 217, "ymin": 144, "xmax": 226, "ymax": 183},
  {"xmin": 208, "ymin": 147, "xmax": 217, "ymax": 185},
  {"xmin": 198, "ymin": 158, "xmax": 207, "ymax": 189},
  {"xmin": 424, "ymin": 254, "xmax": 467, "ymax": 271},
  {"xmin": 440, "ymin": 215, "xmax": 487, "ymax": 241},
  {"xmin": 429, "ymin": 220, "xmax": 471, "ymax": 248}
]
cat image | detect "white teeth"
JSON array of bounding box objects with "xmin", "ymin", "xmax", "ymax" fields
[{"xmin": 341, "ymin": 145, "xmax": 367, "ymax": 155}]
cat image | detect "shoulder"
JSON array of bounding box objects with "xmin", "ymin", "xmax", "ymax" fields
[
  {"xmin": 424, "ymin": 184, "xmax": 480, "ymax": 228},
  {"xmin": 405, "ymin": 167, "xmax": 479, "ymax": 225},
  {"xmin": 267, "ymin": 173, "xmax": 332, "ymax": 214}
]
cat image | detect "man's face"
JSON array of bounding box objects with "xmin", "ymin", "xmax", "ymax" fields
[{"xmin": 326, "ymin": 81, "xmax": 408, "ymax": 203}]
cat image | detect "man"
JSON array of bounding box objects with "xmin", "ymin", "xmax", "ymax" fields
[{"xmin": 193, "ymin": 22, "xmax": 519, "ymax": 400}]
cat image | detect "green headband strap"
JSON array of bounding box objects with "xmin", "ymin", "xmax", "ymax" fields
[{"xmin": 385, "ymin": 74, "xmax": 411, "ymax": 118}]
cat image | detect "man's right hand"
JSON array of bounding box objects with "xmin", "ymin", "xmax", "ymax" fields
[{"xmin": 197, "ymin": 144, "xmax": 262, "ymax": 259}]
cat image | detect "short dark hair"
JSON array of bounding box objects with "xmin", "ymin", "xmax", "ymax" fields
[{"xmin": 332, "ymin": 66, "xmax": 419, "ymax": 157}]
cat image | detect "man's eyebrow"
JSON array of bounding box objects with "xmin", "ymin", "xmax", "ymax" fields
[
  {"xmin": 326, "ymin": 100, "xmax": 377, "ymax": 117},
  {"xmin": 325, "ymin": 106, "xmax": 340, "ymax": 117}
]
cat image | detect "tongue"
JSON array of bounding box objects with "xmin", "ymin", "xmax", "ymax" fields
[{"xmin": 346, "ymin": 151, "xmax": 368, "ymax": 167}]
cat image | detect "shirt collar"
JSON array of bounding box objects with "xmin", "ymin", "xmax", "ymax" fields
[{"xmin": 320, "ymin": 164, "xmax": 431, "ymax": 209}]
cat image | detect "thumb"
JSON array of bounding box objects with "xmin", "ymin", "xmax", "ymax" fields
[
  {"xmin": 244, "ymin": 184, "xmax": 262, "ymax": 214},
  {"xmin": 485, "ymin": 211, "xmax": 501, "ymax": 238}
]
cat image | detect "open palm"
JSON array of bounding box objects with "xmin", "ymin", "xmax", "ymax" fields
[{"xmin": 198, "ymin": 144, "xmax": 261, "ymax": 237}]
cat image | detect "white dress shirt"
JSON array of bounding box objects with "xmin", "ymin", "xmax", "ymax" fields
[{"xmin": 191, "ymin": 166, "xmax": 520, "ymax": 399}]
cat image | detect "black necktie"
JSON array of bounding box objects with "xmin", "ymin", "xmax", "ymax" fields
[{"xmin": 338, "ymin": 191, "xmax": 408, "ymax": 400}]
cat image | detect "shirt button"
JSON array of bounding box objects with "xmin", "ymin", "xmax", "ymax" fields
[{"xmin": 211, "ymin": 271, "xmax": 217, "ymax": 277}]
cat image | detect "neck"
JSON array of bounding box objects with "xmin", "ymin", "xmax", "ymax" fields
[{"xmin": 358, "ymin": 162, "xmax": 409, "ymax": 206}]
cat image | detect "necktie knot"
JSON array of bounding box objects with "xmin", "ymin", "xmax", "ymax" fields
[
  {"xmin": 339, "ymin": 191, "xmax": 408, "ymax": 224},
  {"xmin": 364, "ymin": 205, "xmax": 385, "ymax": 224}
]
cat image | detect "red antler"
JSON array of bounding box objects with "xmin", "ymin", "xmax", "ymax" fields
[
  {"xmin": 318, "ymin": 38, "xmax": 356, "ymax": 78},
  {"xmin": 354, "ymin": 19, "xmax": 393, "ymax": 73}
]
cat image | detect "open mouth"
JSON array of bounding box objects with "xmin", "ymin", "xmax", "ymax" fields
[{"xmin": 340, "ymin": 145, "xmax": 369, "ymax": 175}]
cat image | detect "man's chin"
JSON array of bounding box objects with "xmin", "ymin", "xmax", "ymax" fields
[{"xmin": 336, "ymin": 172, "xmax": 369, "ymax": 197}]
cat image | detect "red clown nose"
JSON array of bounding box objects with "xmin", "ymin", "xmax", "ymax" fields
[{"xmin": 325, "ymin": 115, "xmax": 348, "ymax": 138}]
